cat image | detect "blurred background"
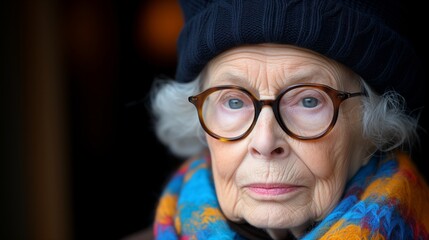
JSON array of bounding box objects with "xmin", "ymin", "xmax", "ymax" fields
[{"xmin": 1, "ymin": 0, "xmax": 428, "ymax": 240}]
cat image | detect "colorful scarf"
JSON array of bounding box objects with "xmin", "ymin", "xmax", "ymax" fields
[{"xmin": 153, "ymin": 151, "xmax": 429, "ymax": 239}]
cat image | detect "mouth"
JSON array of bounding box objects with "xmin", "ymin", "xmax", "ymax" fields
[{"xmin": 245, "ymin": 183, "xmax": 302, "ymax": 196}]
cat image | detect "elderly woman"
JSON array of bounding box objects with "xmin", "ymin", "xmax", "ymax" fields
[{"xmin": 148, "ymin": 0, "xmax": 429, "ymax": 239}]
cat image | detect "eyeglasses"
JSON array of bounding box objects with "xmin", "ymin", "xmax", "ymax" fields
[{"xmin": 188, "ymin": 83, "xmax": 367, "ymax": 141}]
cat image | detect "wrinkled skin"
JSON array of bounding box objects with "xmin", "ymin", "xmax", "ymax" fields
[{"xmin": 203, "ymin": 44, "xmax": 374, "ymax": 239}]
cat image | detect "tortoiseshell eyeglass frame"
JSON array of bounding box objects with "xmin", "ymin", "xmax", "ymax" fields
[{"xmin": 188, "ymin": 83, "xmax": 367, "ymax": 142}]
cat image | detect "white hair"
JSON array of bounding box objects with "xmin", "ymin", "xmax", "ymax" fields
[
  {"xmin": 360, "ymin": 81, "xmax": 420, "ymax": 153},
  {"xmin": 148, "ymin": 76, "xmax": 206, "ymax": 158},
  {"xmin": 148, "ymin": 75, "xmax": 421, "ymax": 159}
]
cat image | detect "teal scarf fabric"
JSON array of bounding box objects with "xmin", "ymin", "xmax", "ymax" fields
[{"xmin": 153, "ymin": 152, "xmax": 429, "ymax": 239}]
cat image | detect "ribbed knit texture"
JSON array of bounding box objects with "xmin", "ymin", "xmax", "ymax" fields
[
  {"xmin": 175, "ymin": 0, "xmax": 424, "ymax": 112},
  {"xmin": 153, "ymin": 151, "xmax": 429, "ymax": 239}
]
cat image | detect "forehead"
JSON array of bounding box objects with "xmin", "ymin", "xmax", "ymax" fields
[
  {"xmin": 203, "ymin": 44, "xmax": 354, "ymax": 93},
  {"xmin": 211, "ymin": 43, "xmax": 333, "ymax": 64}
]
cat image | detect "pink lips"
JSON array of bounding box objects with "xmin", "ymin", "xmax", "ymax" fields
[{"xmin": 246, "ymin": 184, "xmax": 299, "ymax": 195}]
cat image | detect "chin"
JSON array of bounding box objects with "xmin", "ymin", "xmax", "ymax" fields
[{"xmin": 241, "ymin": 204, "xmax": 310, "ymax": 230}]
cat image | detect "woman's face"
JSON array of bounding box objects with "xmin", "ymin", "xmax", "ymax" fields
[{"xmin": 204, "ymin": 44, "xmax": 372, "ymax": 238}]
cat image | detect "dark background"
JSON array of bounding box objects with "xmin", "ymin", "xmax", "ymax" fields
[{"xmin": 1, "ymin": 1, "xmax": 428, "ymax": 240}]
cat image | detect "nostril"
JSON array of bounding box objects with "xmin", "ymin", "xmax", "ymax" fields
[
  {"xmin": 250, "ymin": 148, "xmax": 260, "ymax": 156},
  {"xmin": 273, "ymin": 147, "xmax": 284, "ymax": 155},
  {"xmin": 250, "ymin": 146, "xmax": 288, "ymax": 159}
]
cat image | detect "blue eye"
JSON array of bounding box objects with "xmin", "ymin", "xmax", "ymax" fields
[
  {"xmin": 228, "ymin": 99, "xmax": 244, "ymax": 109},
  {"xmin": 302, "ymin": 97, "xmax": 318, "ymax": 108}
]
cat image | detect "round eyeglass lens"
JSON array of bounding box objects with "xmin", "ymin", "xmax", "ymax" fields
[
  {"xmin": 279, "ymin": 86, "xmax": 334, "ymax": 138},
  {"xmin": 202, "ymin": 88, "xmax": 255, "ymax": 139}
]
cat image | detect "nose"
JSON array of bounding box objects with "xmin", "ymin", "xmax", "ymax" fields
[{"xmin": 248, "ymin": 107, "xmax": 290, "ymax": 160}]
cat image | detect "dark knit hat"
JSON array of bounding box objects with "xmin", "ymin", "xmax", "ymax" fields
[{"xmin": 175, "ymin": 0, "xmax": 425, "ymax": 111}]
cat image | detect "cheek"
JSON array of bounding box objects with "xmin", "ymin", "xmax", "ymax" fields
[
  {"xmin": 305, "ymin": 118, "xmax": 356, "ymax": 178},
  {"xmin": 207, "ymin": 137, "xmax": 245, "ymax": 178},
  {"xmin": 300, "ymin": 143, "xmax": 339, "ymax": 179},
  {"xmin": 207, "ymin": 137, "xmax": 246, "ymax": 220},
  {"xmin": 303, "ymin": 120, "xmax": 359, "ymax": 217}
]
